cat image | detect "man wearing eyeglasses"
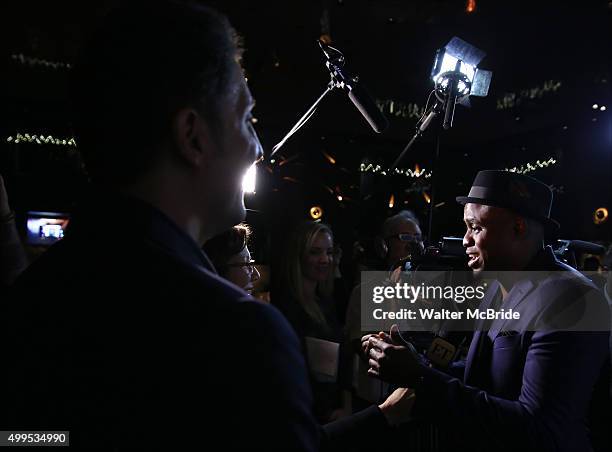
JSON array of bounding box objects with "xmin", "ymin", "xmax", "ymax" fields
[{"xmin": 377, "ymin": 210, "xmax": 425, "ymax": 271}]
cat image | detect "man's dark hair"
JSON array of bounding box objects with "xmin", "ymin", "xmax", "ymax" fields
[{"xmin": 70, "ymin": 1, "xmax": 242, "ymax": 185}]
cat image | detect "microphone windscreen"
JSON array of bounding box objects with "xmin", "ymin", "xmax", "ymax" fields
[{"xmin": 348, "ymin": 84, "xmax": 388, "ymax": 133}]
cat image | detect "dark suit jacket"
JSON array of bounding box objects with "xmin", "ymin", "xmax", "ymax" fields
[
  {"xmin": 1, "ymin": 192, "xmax": 318, "ymax": 450},
  {"xmin": 415, "ymin": 247, "xmax": 611, "ymax": 452}
]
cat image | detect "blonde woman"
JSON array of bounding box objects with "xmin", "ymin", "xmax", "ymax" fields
[{"xmin": 272, "ymin": 221, "xmax": 349, "ymax": 422}]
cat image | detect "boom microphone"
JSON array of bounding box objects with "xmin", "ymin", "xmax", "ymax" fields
[
  {"xmin": 320, "ymin": 41, "xmax": 388, "ymax": 133},
  {"xmin": 347, "ymin": 84, "xmax": 388, "ymax": 133}
]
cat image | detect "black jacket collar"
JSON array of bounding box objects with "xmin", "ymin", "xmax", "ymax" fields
[{"xmin": 68, "ymin": 189, "xmax": 215, "ymax": 272}]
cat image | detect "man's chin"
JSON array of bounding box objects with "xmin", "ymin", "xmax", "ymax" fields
[{"xmin": 471, "ymin": 267, "xmax": 485, "ymax": 277}]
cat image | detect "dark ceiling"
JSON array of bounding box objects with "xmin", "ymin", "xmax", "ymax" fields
[{"xmin": 0, "ymin": 0, "xmax": 610, "ymax": 250}]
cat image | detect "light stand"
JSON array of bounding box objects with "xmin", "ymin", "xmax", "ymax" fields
[{"xmin": 387, "ymin": 37, "xmax": 492, "ymax": 240}]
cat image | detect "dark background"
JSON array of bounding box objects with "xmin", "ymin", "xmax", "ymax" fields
[{"xmin": 0, "ymin": 0, "xmax": 610, "ymax": 261}]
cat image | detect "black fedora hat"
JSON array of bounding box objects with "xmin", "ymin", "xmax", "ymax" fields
[{"xmin": 456, "ymin": 170, "xmax": 560, "ymax": 234}]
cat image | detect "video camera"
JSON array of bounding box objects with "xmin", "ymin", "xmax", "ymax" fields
[
  {"xmin": 396, "ymin": 237, "xmax": 606, "ymax": 272},
  {"xmin": 396, "ymin": 236, "xmax": 468, "ymax": 272},
  {"xmin": 553, "ymin": 239, "xmax": 606, "ymax": 270}
]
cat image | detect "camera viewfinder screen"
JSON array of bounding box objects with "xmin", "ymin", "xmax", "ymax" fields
[{"xmin": 26, "ymin": 211, "xmax": 70, "ymax": 246}]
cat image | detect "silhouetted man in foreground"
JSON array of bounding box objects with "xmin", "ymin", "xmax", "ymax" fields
[{"xmin": 3, "ymin": 2, "xmax": 319, "ymax": 449}]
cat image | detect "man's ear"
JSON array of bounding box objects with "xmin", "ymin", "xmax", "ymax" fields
[{"xmin": 172, "ymin": 107, "xmax": 215, "ymax": 167}]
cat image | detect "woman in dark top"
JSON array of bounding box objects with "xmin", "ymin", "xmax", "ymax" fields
[{"xmin": 272, "ymin": 221, "xmax": 350, "ymax": 423}]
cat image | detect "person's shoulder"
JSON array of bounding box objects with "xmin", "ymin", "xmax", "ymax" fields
[
  {"xmin": 538, "ymin": 265, "xmax": 600, "ymax": 295},
  {"xmin": 539, "ymin": 248, "xmax": 599, "ymax": 291},
  {"xmin": 231, "ymin": 298, "xmax": 302, "ymax": 345},
  {"xmin": 530, "ymin": 267, "xmax": 605, "ymax": 316},
  {"xmin": 12, "ymin": 233, "xmax": 231, "ymax": 304},
  {"xmin": 164, "ymin": 262, "xmax": 301, "ymax": 342},
  {"xmin": 528, "ymin": 267, "xmax": 610, "ymax": 331},
  {"xmin": 11, "ymin": 237, "xmax": 76, "ymax": 289}
]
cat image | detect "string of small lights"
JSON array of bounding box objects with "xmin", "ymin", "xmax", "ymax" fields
[
  {"xmin": 6, "ymin": 133, "xmax": 77, "ymax": 147},
  {"xmin": 377, "ymin": 79, "xmax": 563, "ymax": 120},
  {"xmin": 376, "ymin": 99, "xmax": 424, "ymax": 120},
  {"xmin": 505, "ymin": 157, "xmax": 557, "ymax": 174},
  {"xmin": 5, "ymin": 132, "xmax": 557, "ymax": 182},
  {"xmin": 10, "ymin": 54, "xmax": 72, "ymax": 70},
  {"xmin": 496, "ymin": 80, "xmax": 562, "ymax": 110},
  {"xmin": 359, "ymin": 163, "xmax": 432, "ymax": 178}
]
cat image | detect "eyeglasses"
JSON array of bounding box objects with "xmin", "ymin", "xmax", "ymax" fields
[
  {"xmin": 226, "ymin": 260, "xmax": 257, "ymax": 272},
  {"xmin": 386, "ymin": 233, "xmax": 423, "ymax": 243}
]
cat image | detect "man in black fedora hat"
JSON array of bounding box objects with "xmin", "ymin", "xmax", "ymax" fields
[
  {"xmin": 364, "ymin": 170, "xmax": 610, "ymax": 451},
  {"xmin": 456, "ymin": 170, "xmax": 559, "ymax": 274}
]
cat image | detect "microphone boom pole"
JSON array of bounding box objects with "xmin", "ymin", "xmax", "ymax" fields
[
  {"xmin": 270, "ymin": 84, "xmax": 333, "ymax": 158},
  {"xmin": 270, "ymin": 41, "xmax": 388, "ymax": 158}
]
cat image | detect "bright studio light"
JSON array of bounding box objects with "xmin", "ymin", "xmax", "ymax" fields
[
  {"xmin": 430, "ymin": 37, "xmax": 492, "ymax": 99},
  {"xmin": 432, "ymin": 53, "xmax": 475, "ymax": 84},
  {"xmin": 242, "ymin": 164, "xmax": 257, "ymax": 194}
]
